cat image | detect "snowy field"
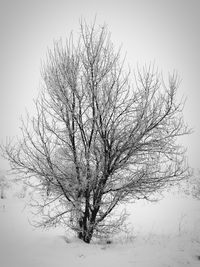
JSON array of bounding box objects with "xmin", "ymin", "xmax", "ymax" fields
[{"xmin": 0, "ymin": 185, "xmax": 200, "ymax": 267}]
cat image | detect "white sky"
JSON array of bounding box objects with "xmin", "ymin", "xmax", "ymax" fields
[{"xmin": 0, "ymin": 0, "xmax": 200, "ymax": 172}]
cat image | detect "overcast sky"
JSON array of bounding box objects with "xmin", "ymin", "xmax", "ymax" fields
[{"xmin": 0, "ymin": 0, "xmax": 200, "ymax": 172}]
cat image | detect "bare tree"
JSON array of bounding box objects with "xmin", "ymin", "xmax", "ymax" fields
[{"xmin": 2, "ymin": 21, "xmax": 191, "ymax": 243}]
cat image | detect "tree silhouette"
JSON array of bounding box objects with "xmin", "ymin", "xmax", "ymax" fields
[{"xmin": 2, "ymin": 20, "xmax": 191, "ymax": 243}]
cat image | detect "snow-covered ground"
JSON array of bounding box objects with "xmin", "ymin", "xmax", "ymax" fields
[{"xmin": 0, "ymin": 185, "xmax": 200, "ymax": 267}]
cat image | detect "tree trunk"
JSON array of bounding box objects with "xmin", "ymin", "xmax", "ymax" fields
[{"xmin": 78, "ymin": 217, "xmax": 94, "ymax": 243}]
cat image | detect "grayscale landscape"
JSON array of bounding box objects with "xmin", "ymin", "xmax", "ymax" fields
[{"xmin": 0, "ymin": 0, "xmax": 200, "ymax": 266}]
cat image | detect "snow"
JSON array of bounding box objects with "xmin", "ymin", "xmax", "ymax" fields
[{"xmin": 0, "ymin": 186, "xmax": 200, "ymax": 267}]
